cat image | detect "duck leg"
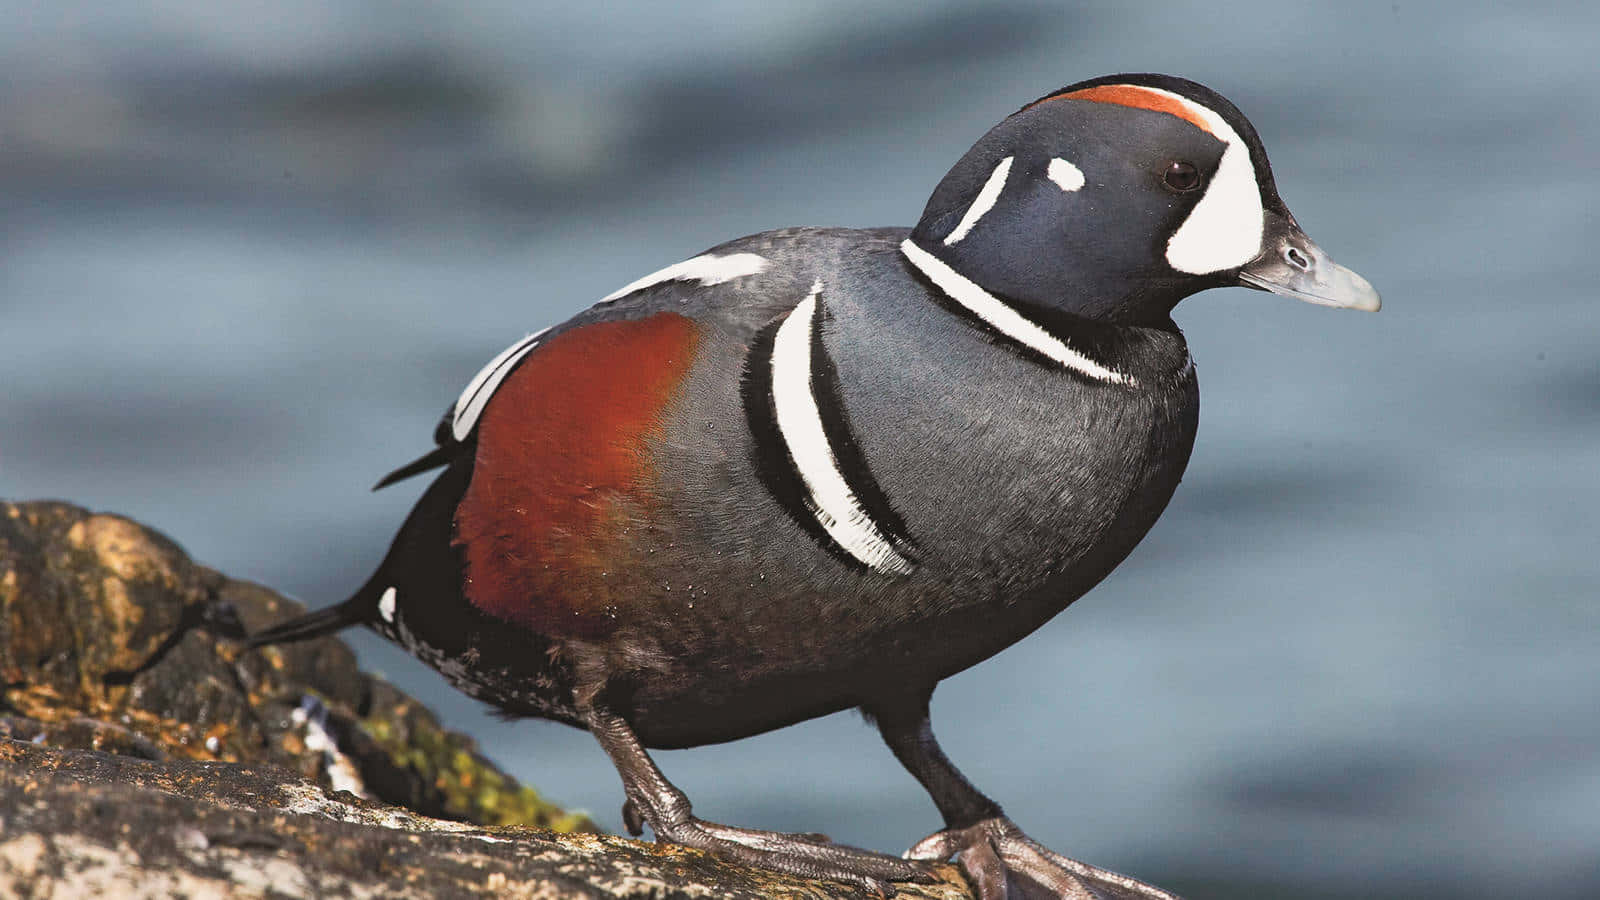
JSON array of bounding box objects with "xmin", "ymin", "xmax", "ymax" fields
[
  {"xmin": 873, "ymin": 697, "xmax": 1180, "ymax": 900},
  {"xmin": 584, "ymin": 706, "xmax": 935, "ymax": 893}
]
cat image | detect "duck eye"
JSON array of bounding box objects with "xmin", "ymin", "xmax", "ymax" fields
[{"xmin": 1163, "ymin": 161, "xmax": 1201, "ymax": 193}]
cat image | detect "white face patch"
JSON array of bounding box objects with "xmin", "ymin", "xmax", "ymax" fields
[
  {"xmin": 599, "ymin": 251, "xmax": 769, "ymax": 303},
  {"xmin": 900, "ymin": 239, "xmax": 1133, "ymax": 386},
  {"xmin": 1123, "ymin": 86, "xmax": 1265, "ymax": 274},
  {"xmin": 943, "ymin": 156, "xmax": 1013, "ymax": 246},
  {"xmin": 1046, "ymin": 157, "xmax": 1085, "ymax": 192},
  {"xmin": 378, "ymin": 586, "xmax": 397, "ymax": 624},
  {"xmin": 452, "ymin": 328, "xmax": 549, "ymax": 441},
  {"xmin": 770, "ymin": 283, "xmax": 915, "ymax": 575}
]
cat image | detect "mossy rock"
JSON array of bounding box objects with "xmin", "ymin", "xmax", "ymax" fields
[{"xmin": 0, "ymin": 499, "xmax": 591, "ymax": 833}]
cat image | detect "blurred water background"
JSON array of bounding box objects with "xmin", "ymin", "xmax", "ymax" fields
[{"xmin": 4, "ymin": 2, "xmax": 1597, "ymax": 897}]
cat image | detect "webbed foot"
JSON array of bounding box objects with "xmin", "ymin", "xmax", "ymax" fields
[
  {"xmin": 906, "ymin": 817, "xmax": 1178, "ymax": 900},
  {"xmin": 652, "ymin": 813, "xmax": 934, "ymax": 894},
  {"xmin": 592, "ymin": 707, "xmax": 934, "ymax": 894}
]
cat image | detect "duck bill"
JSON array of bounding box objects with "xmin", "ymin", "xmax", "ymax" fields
[{"xmin": 1237, "ymin": 212, "xmax": 1381, "ymax": 312}]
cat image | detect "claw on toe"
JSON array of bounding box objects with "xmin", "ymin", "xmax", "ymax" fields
[
  {"xmin": 621, "ymin": 799, "xmax": 646, "ymax": 837},
  {"xmin": 641, "ymin": 814, "xmax": 935, "ymax": 892},
  {"xmin": 905, "ymin": 818, "xmax": 1179, "ymax": 900}
]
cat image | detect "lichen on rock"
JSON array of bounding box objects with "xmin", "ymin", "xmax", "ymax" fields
[
  {"xmin": 0, "ymin": 499, "xmax": 594, "ymax": 830},
  {"xmin": 0, "ymin": 499, "xmax": 975, "ymax": 898}
]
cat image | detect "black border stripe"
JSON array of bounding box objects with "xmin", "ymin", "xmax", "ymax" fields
[
  {"xmin": 741, "ymin": 313, "xmax": 859, "ymax": 569},
  {"xmin": 740, "ymin": 299, "xmax": 916, "ymax": 574},
  {"xmin": 900, "ymin": 253, "xmax": 1061, "ymax": 371},
  {"xmin": 807, "ymin": 297, "xmax": 917, "ymax": 560}
]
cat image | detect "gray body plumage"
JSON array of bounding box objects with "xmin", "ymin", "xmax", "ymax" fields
[{"xmin": 434, "ymin": 226, "xmax": 1199, "ymax": 748}]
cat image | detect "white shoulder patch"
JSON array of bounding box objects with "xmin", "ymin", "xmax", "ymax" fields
[
  {"xmin": 451, "ymin": 327, "xmax": 550, "ymax": 441},
  {"xmin": 600, "ymin": 251, "xmax": 769, "ymax": 303},
  {"xmin": 943, "ymin": 156, "xmax": 1013, "ymax": 246},
  {"xmin": 1047, "ymin": 157, "xmax": 1085, "ymax": 192}
]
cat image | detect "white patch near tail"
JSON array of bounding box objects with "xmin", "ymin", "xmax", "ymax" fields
[
  {"xmin": 943, "ymin": 156, "xmax": 1014, "ymax": 246},
  {"xmin": 770, "ymin": 283, "xmax": 915, "ymax": 575},
  {"xmin": 378, "ymin": 586, "xmax": 397, "ymax": 624}
]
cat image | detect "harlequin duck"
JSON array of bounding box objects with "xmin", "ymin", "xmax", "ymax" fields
[{"xmin": 238, "ymin": 74, "xmax": 1379, "ymax": 899}]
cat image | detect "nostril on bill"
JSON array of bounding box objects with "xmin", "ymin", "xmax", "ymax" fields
[{"xmin": 1284, "ymin": 246, "xmax": 1310, "ymax": 270}]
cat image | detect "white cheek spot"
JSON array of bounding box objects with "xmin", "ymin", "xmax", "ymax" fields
[
  {"xmin": 599, "ymin": 252, "xmax": 769, "ymax": 302},
  {"xmin": 943, "ymin": 156, "xmax": 1013, "ymax": 246},
  {"xmin": 378, "ymin": 586, "xmax": 397, "ymax": 624},
  {"xmin": 1046, "ymin": 157, "xmax": 1085, "ymax": 192},
  {"xmin": 770, "ymin": 284, "xmax": 915, "ymax": 575}
]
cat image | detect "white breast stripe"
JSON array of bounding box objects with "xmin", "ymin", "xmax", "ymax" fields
[
  {"xmin": 378, "ymin": 586, "xmax": 397, "ymax": 624},
  {"xmin": 900, "ymin": 239, "xmax": 1132, "ymax": 386},
  {"xmin": 1125, "ymin": 86, "xmax": 1265, "ymax": 275},
  {"xmin": 452, "ymin": 327, "xmax": 551, "ymax": 441},
  {"xmin": 1047, "ymin": 157, "xmax": 1085, "ymax": 192},
  {"xmin": 943, "ymin": 156, "xmax": 1013, "ymax": 246},
  {"xmin": 770, "ymin": 283, "xmax": 915, "ymax": 575},
  {"xmin": 600, "ymin": 252, "xmax": 769, "ymax": 303}
]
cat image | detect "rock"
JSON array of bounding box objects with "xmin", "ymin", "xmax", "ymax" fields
[
  {"xmin": 0, "ymin": 500, "xmax": 974, "ymax": 897},
  {"xmin": 0, "ymin": 740, "xmax": 973, "ymax": 899},
  {"xmin": 0, "ymin": 499, "xmax": 588, "ymax": 832}
]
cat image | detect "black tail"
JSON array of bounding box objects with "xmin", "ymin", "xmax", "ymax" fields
[
  {"xmin": 372, "ymin": 409, "xmax": 466, "ymax": 491},
  {"xmin": 110, "ymin": 456, "xmax": 472, "ymax": 689},
  {"xmin": 372, "ymin": 444, "xmax": 453, "ymax": 491},
  {"xmin": 243, "ymin": 598, "xmax": 368, "ymax": 650},
  {"xmin": 249, "ymin": 455, "xmax": 474, "ymax": 649}
]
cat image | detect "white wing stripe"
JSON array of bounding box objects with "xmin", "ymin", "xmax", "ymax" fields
[
  {"xmin": 600, "ymin": 252, "xmax": 769, "ymax": 303},
  {"xmin": 770, "ymin": 283, "xmax": 915, "ymax": 575},
  {"xmin": 452, "ymin": 327, "xmax": 550, "ymax": 441},
  {"xmin": 450, "ymin": 251, "xmax": 769, "ymax": 441}
]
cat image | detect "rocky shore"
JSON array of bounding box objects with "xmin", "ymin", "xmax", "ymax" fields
[{"xmin": 0, "ymin": 499, "xmax": 977, "ymax": 898}]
